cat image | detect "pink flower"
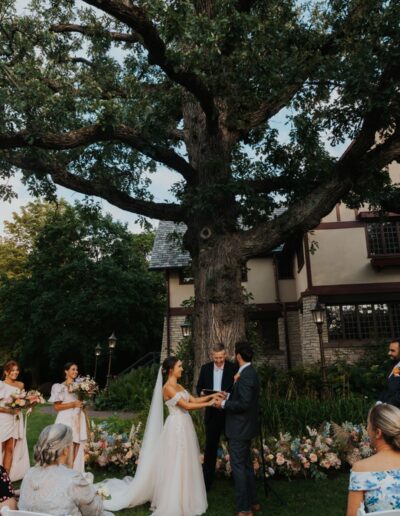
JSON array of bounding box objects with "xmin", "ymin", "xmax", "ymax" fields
[{"xmin": 309, "ymin": 453, "xmax": 318, "ymax": 463}]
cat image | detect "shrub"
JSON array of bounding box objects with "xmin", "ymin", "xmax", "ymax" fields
[{"xmin": 94, "ymin": 364, "xmax": 159, "ymax": 412}]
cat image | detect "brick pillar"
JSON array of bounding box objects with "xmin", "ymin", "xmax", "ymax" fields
[
  {"xmin": 300, "ymin": 295, "xmax": 329, "ymax": 365},
  {"xmin": 160, "ymin": 315, "xmax": 187, "ymax": 360}
]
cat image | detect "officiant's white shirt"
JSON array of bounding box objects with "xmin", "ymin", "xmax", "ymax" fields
[{"xmin": 213, "ymin": 364, "xmax": 224, "ymax": 391}]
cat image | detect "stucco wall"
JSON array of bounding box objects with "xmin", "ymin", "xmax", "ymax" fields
[{"xmin": 309, "ymin": 227, "xmax": 400, "ymax": 286}]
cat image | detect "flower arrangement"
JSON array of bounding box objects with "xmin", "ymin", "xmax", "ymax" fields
[
  {"xmin": 69, "ymin": 376, "xmax": 98, "ymax": 402},
  {"xmin": 84, "ymin": 419, "xmax": 372, "ymax": 481},
  {"xmin": 85, "ymin": 420, "xmax": 142, "ymax": 475},
  {"xmin": 213, "ymin": 422, "xmax": 373, "ymax": 480}
]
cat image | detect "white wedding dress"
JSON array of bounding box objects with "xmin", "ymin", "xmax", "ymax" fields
[{"xmin": 96, "ymin": 368, "xmax": 207, "ymax": 516}]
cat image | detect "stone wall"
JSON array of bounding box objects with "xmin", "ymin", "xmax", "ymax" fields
[
  {"xmin": 159, "ymin": 304, "xmax": 366, "ymax": 368},
  {"xmin": 160, "ymin": 315, "xmax": 186, "ymax": 360}
]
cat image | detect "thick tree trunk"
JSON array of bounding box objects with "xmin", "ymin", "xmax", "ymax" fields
[{"xmin": 190, "ymin": 235, "xmax": 246, "ymax": 380}]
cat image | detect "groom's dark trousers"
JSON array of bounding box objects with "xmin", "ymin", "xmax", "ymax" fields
[
  {"xmin": 196, "ymin": 360, "xmax": 236, "ymax": 491},
  {"xmin": 224, "ymin": 364, "xmax": 260, "ymax": 514}
]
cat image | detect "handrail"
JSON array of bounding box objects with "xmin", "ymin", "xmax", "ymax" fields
[{"xmin": 117, "ymin": 351, "xmax": 161, "ymax": 377}]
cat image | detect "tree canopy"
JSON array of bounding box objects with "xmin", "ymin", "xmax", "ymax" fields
[
  {"xmin": 0, "ymin": 200, "xmax": 165, "ymax": 385},
  {"xmin": 1, "ymin": 0, "xmax": 399, "ymax": 365}
]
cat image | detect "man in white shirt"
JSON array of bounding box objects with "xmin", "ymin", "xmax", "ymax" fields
[{"xmin": 196, "ymin": 342, "xmax": 236, "ymax": 491}]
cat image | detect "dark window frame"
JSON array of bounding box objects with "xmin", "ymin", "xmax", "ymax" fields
[
  {"xmin": 365, "ymin": 220, "xmax": 400, "ymax": 257},
  {"xmin": 326, "ymin": 302, "xmax": 400, "ymax": 344}
]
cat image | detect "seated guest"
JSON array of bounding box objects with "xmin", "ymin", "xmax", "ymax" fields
[
  {"xmin": 0, "ymin": 465, "xmax": 16, "ymax": 509},
  {"xmin": 347, "ymin": 404, "xmax": 400, "ymax": 515},
  {"xmin": 19, "ymin": 423, "xmax": 104, "ymax": 516}
]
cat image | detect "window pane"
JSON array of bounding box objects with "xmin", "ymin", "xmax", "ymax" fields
[
  {"xmin": 367, "ymin": 222, "xmax": 400, "ymax": 255},
  {"xmin": 358, "ymin": 304, "xmax": 374, "ymax": 339},
  {"xmin": 327, "ymin": 302, "xmax": 400, "ymax": 342},
  {"xmin": 341, "ymin": 305, "xmax": 359, "ymax": 339},
  {"xmin": 326, "ymin": 305, "xmax": 342, "ymax": 340},
  {"xmin": 374, "ymin": 303, "xmax": 391, "ymax": 338},
  {"xmin": 391, "ymin": 304, "xmax": 400, "ymax": 337}
]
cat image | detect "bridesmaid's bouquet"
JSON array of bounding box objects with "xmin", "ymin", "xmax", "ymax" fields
[
  {"xmin": 4, "ymin": 389, "xmax": 45, "ymax": 418},
  {"xmin": 26, "ymin": 390, "xmax": 46, "ymax": 408},
  {"xmin": 69, "ymin": 375, "xmax": 98, "ymax": 403}
]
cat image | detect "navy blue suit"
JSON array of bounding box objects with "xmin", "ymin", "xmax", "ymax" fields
[{"xmin": 224, "ymin": 364, "xmax": 260, "ymax": 513}]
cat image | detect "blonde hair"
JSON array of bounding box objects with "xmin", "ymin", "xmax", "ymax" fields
[
  {"xmin": 369, "ymin": 404, "xmax": 400, "ymax": 451},
  {"xmin": 34, "ymin": 424, "xmax": 72, "ymax": 466}
]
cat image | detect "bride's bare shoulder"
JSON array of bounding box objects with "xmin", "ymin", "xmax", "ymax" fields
[{"xmin": 163, "ymin": 383, "xmax": 177, "ymax": 400}]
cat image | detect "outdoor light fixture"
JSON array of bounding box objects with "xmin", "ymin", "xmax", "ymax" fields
[
  {"xmin": 180, "ymin": 317, "xmax": 192, "ymax": 338},
  {"xmin": 311, "ymin": 302, "xmax": 328, "ymax": 399},
  {"xmin": 94, "ymin": 344, "xmax": 101, "ymax": 380},
  {"xmin": 105, "ymin": 332, "xmax": 117, "ymax": 390}
]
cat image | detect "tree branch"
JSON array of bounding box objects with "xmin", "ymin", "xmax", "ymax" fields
[
  {"xmin": 233, "ymin": 3, "xmax": 375, "ymax": 140},
  {"xmin": 50, "ymin": 23, "xmax": 140, "ymax": 43},
  {"xmin": 82, "ymin": 0, "xmax": 218, "ymax": 131},
  {"xmin": 0, "ymin": 124, "xmax": 196, "ymax": 181},
  {"xmin": 236, "ymin": 175, "xmax": 312, "ymax": 194},
  {"xmin": 240, "ymin": 107, "xmax": 400, "ymax": 257},
  {"xmin": 3, "ymin": 153, "xmax": 184, "ymax": 222}
]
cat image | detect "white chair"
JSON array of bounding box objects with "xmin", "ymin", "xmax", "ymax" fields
[
  {"xmin": 0, "ymin": 508, "xmax": 51, "ymax": 516},
  {"xmin": 357, "ymin": 504, "xmax": 400, "ymax": 515}
]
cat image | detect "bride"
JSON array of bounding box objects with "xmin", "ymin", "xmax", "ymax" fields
[{"xmin": 97, "ymin": 356, "xmax": 223, "ymax": 515}]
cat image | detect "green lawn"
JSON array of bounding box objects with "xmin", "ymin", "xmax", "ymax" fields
[{"xmin": 25, "ymin": 410, "xmax": 349, "ymax": 516}]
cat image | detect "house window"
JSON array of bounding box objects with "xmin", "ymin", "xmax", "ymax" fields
[
  {"xmin": 367, "ymin": 221, "xmax": 400, "ymax": 255},
  {"xmin": 253, "ymin": 318, "xmax": 280, "ymax": 350},
  {"xmin": 179, "ymin": 267, "xmax": 194, "ymax": 285},
  {"xmin": 326, "ymin": 302, "xmax": 400, "ymax": 342}
]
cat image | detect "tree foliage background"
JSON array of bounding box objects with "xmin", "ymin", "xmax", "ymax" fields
[
  {"xmin": 1, "ymin": 0, "xmax": 399, "ymax": 367},
  {"xmin": 0, "ymin": 200, "xmax": 165, "ymax": 386}
]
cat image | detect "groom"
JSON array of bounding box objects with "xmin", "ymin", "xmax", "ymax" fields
[{"xmin": 215, "ymin": 341, "xmax": 260, "ymax": 516}]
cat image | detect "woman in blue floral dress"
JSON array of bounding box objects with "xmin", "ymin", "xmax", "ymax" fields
[{"xmin": 347, "ymin": 404, "xmax": 400, "ymax": 515}]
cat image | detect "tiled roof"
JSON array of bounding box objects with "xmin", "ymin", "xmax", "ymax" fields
[
  {"xmin": 149, "ymin": 221, "xmax": 190, "ymax": 270},
  {"xmin": 150, "ymin": 208, "xmax": 286, "ymax": 270}
]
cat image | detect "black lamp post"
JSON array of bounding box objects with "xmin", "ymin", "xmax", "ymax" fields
[
  {"xmin": 311, "ymin": 302, "xmax": 328, "ymax": 399},
  {"xmin": 94, "ymin": 344, "xmax": 101, "ymax": 380},
  {"xmin": 105, "ymin": 332, "xmax": 117, "ymax": 390},
  {"xmin": 180, "ymin": 316, "xmax": 192, "ymax": 338}
]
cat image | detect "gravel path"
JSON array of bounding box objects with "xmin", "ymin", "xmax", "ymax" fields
[{"xmin": 39, "ymin": 404, "xmax": 137, "ymax": 420}]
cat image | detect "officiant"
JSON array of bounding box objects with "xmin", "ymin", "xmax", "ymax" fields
[{"xmin": 196, "ymin": 342, "xmax": 236, "ymax": 491}]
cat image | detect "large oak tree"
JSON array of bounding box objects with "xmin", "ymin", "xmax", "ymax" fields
[{"xmin": 1, "ymin": 0, "xmax": 400, "ymax": 369}]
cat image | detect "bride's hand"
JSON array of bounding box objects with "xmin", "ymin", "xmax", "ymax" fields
[{"xmin": 213, "ymin": 392, "xmax": 226, "ymax": 401}]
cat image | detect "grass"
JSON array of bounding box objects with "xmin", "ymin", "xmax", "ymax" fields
[{"xmin": 25, "ymin": 409, "xmax": 349, "ymax": 516}]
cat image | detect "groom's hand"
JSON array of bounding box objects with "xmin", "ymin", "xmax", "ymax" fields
[{"xmin": 214, "ymin": 398, "xmax": 223, "ymax": 409}]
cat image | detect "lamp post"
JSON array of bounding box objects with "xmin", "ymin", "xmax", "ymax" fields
[
  {"xmin": 180, "ymin": 316, "xmax": 192, "ymax": 338},
  {"xmin": 311, "ymin": 302, "xmax": 328, "ymax": 399},
  {"xmin": 105, "ymin": 332, "xmax": 117, "ymax": 391},
  {"xmin": 94, "ymin": 344, "xmax": 101, "ymax": 380}
]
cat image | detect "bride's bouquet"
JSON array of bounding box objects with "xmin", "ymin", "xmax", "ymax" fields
[{"xmin": 69, "ymin": 375, "xmax": 98, "ymax": 403}]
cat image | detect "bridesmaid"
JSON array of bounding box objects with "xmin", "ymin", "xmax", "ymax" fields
[
  {"xmin": 48, "ymin": 362, "xmax": 87, "ymax": 473},
  {"xmin": 0, "ymin": 360, "xmax": 30, "ymax": 481}
]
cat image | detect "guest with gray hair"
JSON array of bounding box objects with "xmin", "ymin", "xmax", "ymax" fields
[{"xmin": 19, "ymin": 424, "xmax": 104, "ymax": 516}]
